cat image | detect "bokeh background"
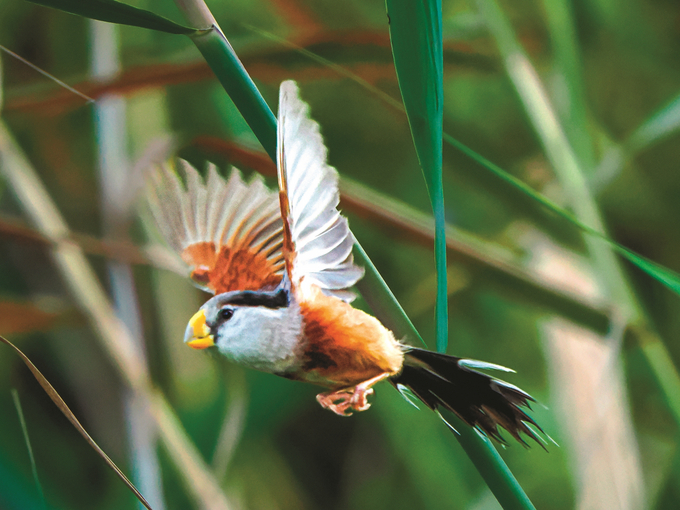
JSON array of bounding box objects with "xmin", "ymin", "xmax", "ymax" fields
[{"xmin": 1, "ymin": 0, "xmax": 680, "ymax": 509}]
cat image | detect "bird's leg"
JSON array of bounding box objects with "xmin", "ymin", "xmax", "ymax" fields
[{"xmin": 316, "ymin": 372, "xmax": 391, "ymax": 416}]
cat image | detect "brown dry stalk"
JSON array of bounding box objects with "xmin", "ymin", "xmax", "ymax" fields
[
  {"xmin": 0, "ymin": 212, "xmax": 183, "ymax": 272},
  {"xmin": 4, "ymin": 31, "xmax": 484, "ymax": 116}
]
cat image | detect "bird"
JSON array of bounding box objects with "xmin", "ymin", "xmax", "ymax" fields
[{"xmin": 146, "ymin": 80, "xmax": 544, "ymax": 447}]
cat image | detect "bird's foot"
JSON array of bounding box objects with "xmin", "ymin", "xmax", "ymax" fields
[
  {"xmin": 316, "ymin": 386, "xmax": 374, "ymax": 416},
  {"xmin": 316, "ymin": 372, "xmax": 391, "ymax": 416}
]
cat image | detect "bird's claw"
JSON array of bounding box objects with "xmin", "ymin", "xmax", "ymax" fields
[{"xmin": 316, "ymin": 386, "xmax": 374, "ymax": 416}]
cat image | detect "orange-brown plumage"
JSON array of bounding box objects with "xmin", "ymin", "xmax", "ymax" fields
[
  {"xmin": 182, "ymin": 242, "xmax": 283, "ymax": 294},
  {"xmin": 295, "ymin": 283, "xmax": 403, "ymax": 388}
]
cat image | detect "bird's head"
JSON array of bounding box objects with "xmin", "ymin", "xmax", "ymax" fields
[{"xmin": 183, "ymin": 287, "xmax": 303, "ymax": 372}]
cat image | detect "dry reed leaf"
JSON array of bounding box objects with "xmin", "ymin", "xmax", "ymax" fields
[
  {"xmin": 543, "ymin": 319, "xmax": 645, "ymax": 510},
  {"xmin": 0, "ymin": 335, "xmax": 153, "ymax": 510},
  {"xmin": 0, "ymin": 300, "xmax": 61, "ymax": 334}
]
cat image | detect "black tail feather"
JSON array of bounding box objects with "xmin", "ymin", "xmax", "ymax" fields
[{"xmin": 391, "ymin": 348, "xmax": 545, "ymax": 448}]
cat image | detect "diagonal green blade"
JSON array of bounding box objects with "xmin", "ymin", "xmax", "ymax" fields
[
  {"xmin": 627, "ymin": 91, "xmax": 680, "ymax": 153},
  {"xmin": 446, "ymin": 124, "xmax": 680, "ymax": 299},
  {"xmin": 26, "ymin": 0, "xmax": 196, "ymax": 34},
  {"xmin": 385, "ymin": 0, "xmax": 448, "ymax": 354}
]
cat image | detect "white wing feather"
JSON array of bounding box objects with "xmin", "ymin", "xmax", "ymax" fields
[{"xmin": 277, "ymin": 80, "xmax": 364, "ymax": 301}]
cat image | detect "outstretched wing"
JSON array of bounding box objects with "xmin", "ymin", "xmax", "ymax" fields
[
  {"xmin": 147, "ymin": 160, "xmax": 284, "ymax": 294},
  {"xmin": 277, "ymin": 80, "xmax": 364, "ymax": 302}
]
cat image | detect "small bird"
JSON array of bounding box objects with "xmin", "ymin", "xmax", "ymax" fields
[{"xmin": 147, "ymin": 80, "xmax": 543, "ymax": 446}]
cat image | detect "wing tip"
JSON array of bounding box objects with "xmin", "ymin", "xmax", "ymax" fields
[{"xmin": 280, "ymin": 79, "xmax": 299, "ymax": 96}]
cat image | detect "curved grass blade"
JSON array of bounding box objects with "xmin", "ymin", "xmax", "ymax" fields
[
  {"xmin": 1, "ymin": 336, "xmax": 153, "ymax": 510},
  {"xmin": 11, "ymin": 389, "xmax": 47, "ymax": 510},
  {"xmin": 26, "ymin": 0, "xmax": 197, "ymax": 35},
  {"xmin": 385, "ymin": 0, "xmax": 447, "ymax": 354}
]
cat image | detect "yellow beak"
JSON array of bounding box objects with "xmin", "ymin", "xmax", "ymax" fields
[{"xmin": 184, "ymin": 309, "xmax": 215, "ymax": 349}]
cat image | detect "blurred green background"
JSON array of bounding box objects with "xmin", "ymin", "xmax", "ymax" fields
[{"xmin": 1, "ymin": 0, "xmax": 680, "ymax": 509}]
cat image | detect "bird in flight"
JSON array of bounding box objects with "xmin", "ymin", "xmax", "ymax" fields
[{"xmin": 147, "ymin": 80, "xmax": 544, "ymax": 447}]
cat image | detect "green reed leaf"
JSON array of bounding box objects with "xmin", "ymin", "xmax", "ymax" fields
[
  {"xmin": 445, "ymin": 131, "xmax": 680, "ymax": 300},
  {"xmin": 26, "ymin": 0, "xmax": 196, "ymax": 34},
  {"xmin": 385, "ymin": 0, "xmax": 448, "ymax": 354},
  {"xmin": 441, "ymin": 411, "xmax": 538, "ymax": 510}
]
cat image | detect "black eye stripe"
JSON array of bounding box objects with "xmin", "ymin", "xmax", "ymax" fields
[{"xmin": 219, "ymin": 288, "xmax": 289, "ymax": 309}]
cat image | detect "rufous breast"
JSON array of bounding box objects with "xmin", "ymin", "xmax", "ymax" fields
[{"xmin": 294, "ymin": 282, "xmax": 404, "ymax": 389}]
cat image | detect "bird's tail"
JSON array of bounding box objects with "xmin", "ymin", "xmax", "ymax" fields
[{"xmin": 391, "ymin": 347, "xmax": 545, "ymax": 448}]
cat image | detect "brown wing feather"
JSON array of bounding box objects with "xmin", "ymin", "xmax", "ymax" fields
[
  {"xmin": 147, "ymin": 160, "xmax": 284, "ymax": 294},
  {"xmin": 182, "ymin": 243, "xmax": 282, "ymax": 294}
]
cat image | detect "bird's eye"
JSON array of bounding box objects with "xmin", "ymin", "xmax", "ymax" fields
[{"xmin": 218, "ymin": 308, "xmax": 234, "ymax": 322}]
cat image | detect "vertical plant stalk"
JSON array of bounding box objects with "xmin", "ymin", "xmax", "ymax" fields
[
  {"xmin": 541, "ymin": 0, "xmax": 594, "ymax": 169},
  {"xmin": 175, "ymin": 2, "xmax": 536, "ymax": 509},
  {"xmin": 385, "ymin": 2, "xmax": 536, "ymax": 509},
  {"xmin": 385, "ymin": 0, "xmax": 447, "ymax": 354},
  {"xmin": 476, "ymin": 0, "xmax": 634, "ymax": 314},
  {"xmin": 0, "ymin": 121, "xmax": 232, "ymax": 510},
  {"xmin": 89, "ymin": 19, "xmax": 166, "ymax": 510},
  {"xmin": 442, "ymin": 411, "xmax": 537, "ymax": 510}
]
